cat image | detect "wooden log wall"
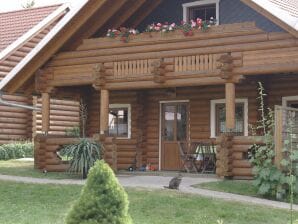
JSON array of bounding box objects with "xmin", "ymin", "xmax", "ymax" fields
[
  {"xmin": 0, "ymin": 94, "xmax": 33, "ymax": 144},
  {"xmin": 144, "ymin": 83, "xmax": 259, "ymax": 169},
  {"xmin": 86, "ymin": 89, "xmax": 141, "ymax": 170},
  {"xmin": 33, "ymin": 97, "xmax": 80, "ymax": 136},
  {"xmin": 34, "ymin": 134, "xmax": 74, "ymax": 171},
  {"xmin": 216, "ymin": 136, "xmax": 263, "ymax": 179}
]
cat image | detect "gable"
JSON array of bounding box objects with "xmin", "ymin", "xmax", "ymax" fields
[{"xmin": 138, "ymin": 0, "xmax": 284, "ymax": 32}]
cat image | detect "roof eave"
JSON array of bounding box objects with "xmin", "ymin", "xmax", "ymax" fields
[{"xmin": 241, "ymin": 0, "xmax": 298, "ymax": 38}]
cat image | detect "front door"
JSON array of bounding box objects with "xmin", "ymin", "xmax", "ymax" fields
[{"xmin": 161, "ymin": 103, "xmax": 189, "ymax": 170}]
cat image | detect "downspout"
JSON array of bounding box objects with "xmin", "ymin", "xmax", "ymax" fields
[{"xmin": 0, "ymin": 92, "xmax": 41, "ymax": 111}]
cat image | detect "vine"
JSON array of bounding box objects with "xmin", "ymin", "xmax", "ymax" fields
[{"xmin": 250, "ymin": 82, "xmax": 287, "ymax": 198}]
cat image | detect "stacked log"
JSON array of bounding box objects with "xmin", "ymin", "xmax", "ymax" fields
[
  {"xmin": 101, "ymin": 136, "xmax": 117, "ymax": 171},
  {"xmin": 34, "ymin": 134, "xmax": 80, "ymax": 172},
  {"xmin": 0, "ymin": 94, "xmax": 32, "ymax": 143},
  {"xmin": 34, "ymin": 98, "xmax": 80, "ymax": 136},
  {"xmin": 216, "ymin": 134, "xmax": 233, "ymax": 178},
  {"xmin": 216, "ymin": 135, "xmax": 263, "ymax": 179}
]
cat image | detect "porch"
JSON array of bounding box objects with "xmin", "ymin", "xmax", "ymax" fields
[{"xmin": 31, "ymin": 22, "xmax": 298, "ymax": 179}]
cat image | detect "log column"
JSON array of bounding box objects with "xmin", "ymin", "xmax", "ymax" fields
[
  {"xmin": 41, "ymin": 92, "xmax": 50, "ymax": 134},
  {"xmin": 100, "ymin": 89, "xmax": 109, "ymax": 135},
  {"xmin": 225, "ymin": 82, "xmax": 235, "ymax": 130}
]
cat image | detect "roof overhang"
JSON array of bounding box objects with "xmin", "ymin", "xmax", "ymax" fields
[{"xmin": 241, "ymin": 0, "xmax": 298, "ymax": 38}]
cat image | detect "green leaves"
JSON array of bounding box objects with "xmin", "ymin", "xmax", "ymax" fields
[
  {"xmin": 59, "ymin": 138, "xmax": 103, "ymax": 178},
  {"xmin": 66, "ymin": 160, "xmax": 132, "ymax": 224}
]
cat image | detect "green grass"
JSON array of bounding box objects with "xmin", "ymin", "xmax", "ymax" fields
[
  {"xmin": 194, "ymin": 180, "xmax": 259, "ymax": 197},
  {"xmin": 0, "ymin": 181, "xmax": 296, "ymax": 224},
  {"xmin": 0, "ymin": 160, "xmax": 81, "ymax": 179},
  {"xmin": 194, "ymin": 180, "xmax": 298, "ymax": 204}
]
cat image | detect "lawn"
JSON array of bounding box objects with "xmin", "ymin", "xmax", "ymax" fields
[
  {"xmin": 194, "ymin": 180, "xmax": 298, "ymax": 204},
  {"xmin": 0, "ymin": 160, "xmax": 80, "ymax": 179},
  {"xmin": 194, "ymin": 180, "xmax": 259, "ymax": 197},
  {"xmin": 0, "ymin": 181, "xmax": 296, "ymax": 224}
]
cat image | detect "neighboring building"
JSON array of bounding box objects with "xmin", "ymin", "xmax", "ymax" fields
[
  {"xmin": 0, "ymin": 4, "xmax": 80, "ymax": 143},
  {"xmin": 0, "ymin": 0, "xmax": 297, "ymax": 178}
]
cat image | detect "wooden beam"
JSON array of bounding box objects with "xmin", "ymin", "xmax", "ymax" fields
[
  {"xmin": 96, "ymin": 0, "xmax": 147, "ymax": 37},
  {"xmin": 65, "ymin": 0, "xmax": 128, "ymax": 50},
  {"xmin": 274, "ymin": 105, "xmax": 283, "ymax": 169},
  {"xmin": 41, "ymin": 92, "xmax": 50, "ymax": 133},
  {"xmin": 225, "ymin": 82, "xmax": 235, "ymax": 130},
  {"xmin": 125, "ymin": 0, "xmax": 163, "ymax": 28},
  {"xmin": 100, "ymin": 89, "xmax": 109, "ymax": 135},
  {"xmin": 4, "ymin": 0, "xmax": 109, "ymax": 94}
]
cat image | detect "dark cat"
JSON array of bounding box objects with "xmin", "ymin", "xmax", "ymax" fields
[{"xmin": 164, "ymin": 173, "xmax": 183, "ymax": 190}]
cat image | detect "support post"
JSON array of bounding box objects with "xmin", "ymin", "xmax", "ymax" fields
[
  {"xmin": 100, "ymin": 89, "xmax": 109, "ymax": 135},
  {"xmin": 41, "ymin": 92, "xmax": 50, "ymax": 134},
  {"xmin": 225, "ymin": 82, "xmax": 235, "ymax": 130}
]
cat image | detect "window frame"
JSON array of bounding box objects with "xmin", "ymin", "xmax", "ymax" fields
[
  {"xmin": 210, "ymin": 98, "xmax": 248, "ymax": 138},
  {"xmin": 282, "ymin": 96, "xmax": 298, "ymax": 108},
  {"xmin": 182, "ymin": 0, "xmax": 220, "ymax": 24},
  {"xmin": 109, "ymin": 104, "xmax": 131, "ymax": 139}
]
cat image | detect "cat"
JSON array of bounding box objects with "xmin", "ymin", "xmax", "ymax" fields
[{"xmin": 164, "ymin": 173, "xmax": 183, "ymax": 190}]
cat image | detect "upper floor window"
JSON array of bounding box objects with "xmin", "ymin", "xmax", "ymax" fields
[{"xmin": 183, "ymin": 0, "xmax": 219, "ymax": 24}]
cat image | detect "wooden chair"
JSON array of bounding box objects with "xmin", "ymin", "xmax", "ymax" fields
[
  {"xmin": 178, "ymin": 142, "xmax": 199, "ymax": 173},
  {"xmin": 196, "ymin": 142, "xmax": 216, "ymax": 173}
]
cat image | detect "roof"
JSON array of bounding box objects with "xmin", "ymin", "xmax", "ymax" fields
[
  {"xmin": 0, "ymin": 0, "xmax": 297, "ymax": 93},
  {"xmin": 0, "ymin": 5, "xmax": 61, "ymax": 51},
  {"xmin": 241, "ymin": 0, "xmax": 298, "ymax": 37},
  {"xmin": 0, "ymin": 4, "xmax": 71, "ymax": 82}
]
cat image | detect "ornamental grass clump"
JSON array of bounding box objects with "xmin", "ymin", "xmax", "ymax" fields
[{"xmin": 66, "ymin": 160, "xmax": 133, "ymax": 224}]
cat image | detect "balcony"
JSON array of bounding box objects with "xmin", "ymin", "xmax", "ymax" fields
[{"xmin": 41, "ymin": 22, "xmax": 298, "ymax": 91}]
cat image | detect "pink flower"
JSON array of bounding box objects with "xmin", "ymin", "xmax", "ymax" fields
[
  {"xmin": 156, "ymin": 23, "xmax": 162, "ymax": 27},
  {"xmin": 191, "ymin": 19, "xmax": 196, "ymax": 28},
  {"xmin": 196, "ymin": 18, "xmax": 202, "ymax": 26},
  {"xmin": 170, "ymin": 23, "xmax": 176, "ymax": 27},
  {"xmin": 155, "ymin": 26, "xmax": 161, "ymax": 31}
]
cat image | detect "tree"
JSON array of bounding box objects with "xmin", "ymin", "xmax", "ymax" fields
[
  {"xmin": 66, "ymin": 160, "xmax": 133, "ymax": 224},
  {"xmin": 22, "ymin": 0, "xmax": 35, "ymax": 9}
]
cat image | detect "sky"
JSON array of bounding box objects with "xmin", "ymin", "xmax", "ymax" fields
[{"xmin": 0, "ymin": 0, "xmax": 77, "ymax": 12}]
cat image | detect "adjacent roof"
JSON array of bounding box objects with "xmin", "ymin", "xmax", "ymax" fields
[
  {"xmin": 0, "ymin": 4, "xmax": 70, "ymax": 82},
  {"xmin": 0, "ymin": 0, "xmax": 297, "ymax": 93},
  {"xmin": 0, "ymin": 5, "xmax": 61, "ymax": 51},
  {"xmin": 241, "ymin": 0, "xmax": 298, "ymax": 37}
]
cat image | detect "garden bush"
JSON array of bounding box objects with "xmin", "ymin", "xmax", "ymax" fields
[
  {"xmin": 0, "ymin": 142, "xmax": 33, "ymax": 160},
  {"xmin": 66, "ymin": 160, "xmax": 132, "ymax": 224}
]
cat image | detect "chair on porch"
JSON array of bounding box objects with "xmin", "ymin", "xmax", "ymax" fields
[
  {"xmin": 195, "ymin": 142, "xmax": 216, "ymax": 174},
  {"xmin": 178, "ymin": 142, "xmax": 199, "ymax": 173}
]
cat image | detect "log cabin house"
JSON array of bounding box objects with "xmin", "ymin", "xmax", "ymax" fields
[{"xmin": 0, "ymin": 0, "xmax": 297, "ymax": 179}]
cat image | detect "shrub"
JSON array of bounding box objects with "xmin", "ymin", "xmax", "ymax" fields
[
  {"xmin": 0, "ymin": 142, "xmax": 33, "ymax": 160},
  {"xmin": 66, "ymin": 160, "xmax": 132, "ymax": 224},
  {"xmin": 59, "ymin": 138, "xmax": 103, "ymax": 178}
]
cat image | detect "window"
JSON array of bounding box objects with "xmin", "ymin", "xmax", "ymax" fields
[
  {"xmin": 282, "ymin": 96, "xmax": 298, "ymax": 108},
  {"xmin": 183, "ymin": 0, "xmax": 219, "ymax": 24},
  {"xmin": 210, "ymin": 99, "xmax": 248, "ymax": 138},
  {"xmin": 108, "ymin": 104, "xmax": 131, "ymax": 138}
]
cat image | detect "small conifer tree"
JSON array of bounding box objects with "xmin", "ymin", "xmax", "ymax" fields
[{"xmin": 66, "ymin": 160, "xmax": 133, "ymax": 224}]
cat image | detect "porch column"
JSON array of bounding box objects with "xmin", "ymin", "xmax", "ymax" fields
[
  {"xmin": 100, "ymin": 89, "xmax": 109, "ymax": 135},
  {"xmin": 225, "ymin": 82, "xmax": 235, "ymax": 130},
  {"xmin": 41, "ymin": 92, "xmax": 50, "ymax": 134}
]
